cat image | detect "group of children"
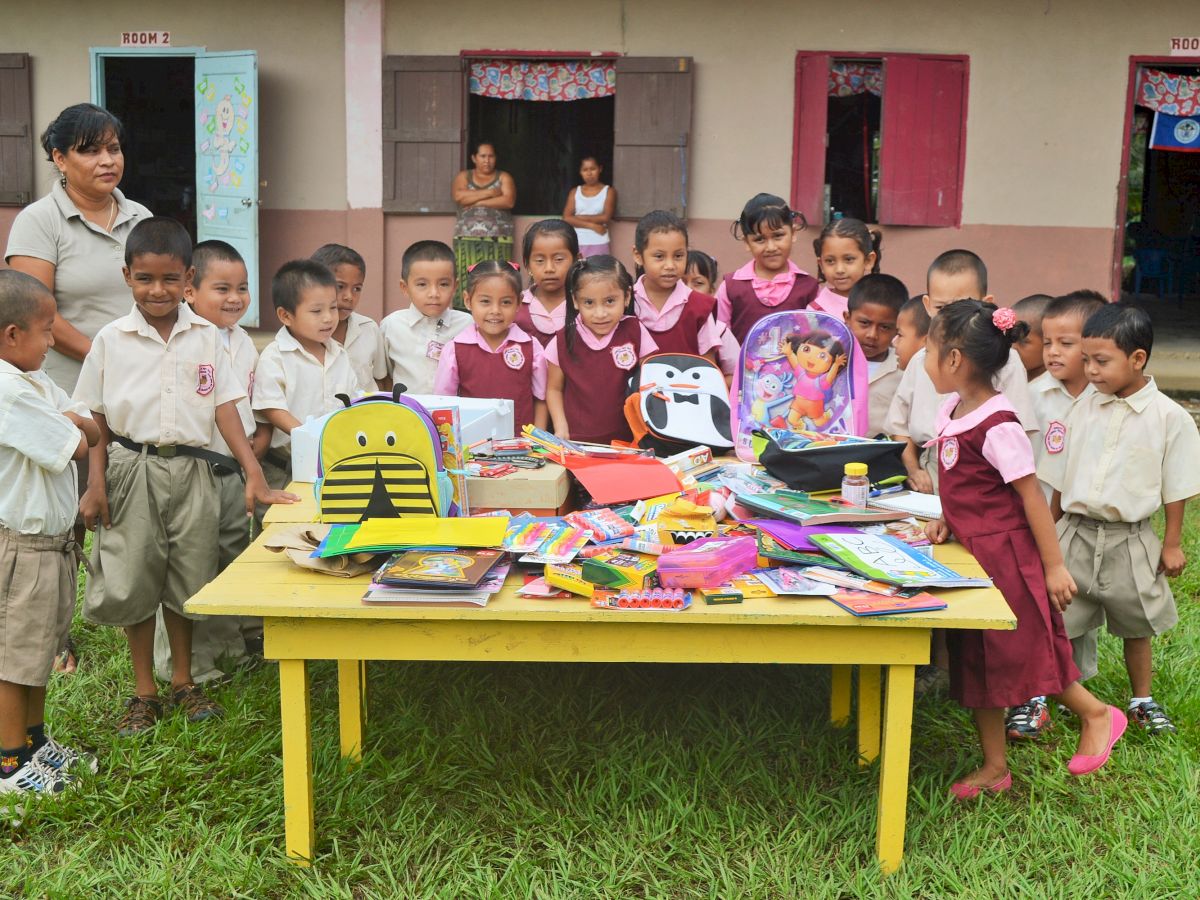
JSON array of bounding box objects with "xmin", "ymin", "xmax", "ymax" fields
[{"xmin": 1, "ymin": 185, "xmax": 1196, "ymax": 802}]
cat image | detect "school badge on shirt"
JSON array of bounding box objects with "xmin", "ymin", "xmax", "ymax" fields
[
  {"xmin": 940, "ymin": 436, "xmax": 960, "ymax": 470},
  {"xmin": 196, "ymin": 364, "xmax": 215, "ymax": 396},
  {"xmin": 1045, "ymin": 421, "xmax": 1066, "ymax": 454},
  {"xmin": 610, "ymin": 342, "xmax": 637, "ymax": 370},
  {"xmin": 502, "ymin": 344, "xmax": 526, "ymax": 370}
]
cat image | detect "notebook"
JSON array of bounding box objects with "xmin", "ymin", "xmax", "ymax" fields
[
  {"xmin": 827, "ymin": 590, "xmax": 948, "ymax": 617},
  {"xmin": 733, "ymin": 491, "xmax": 909, "ymax": 526},
  {"xmin": 868, "ymin": 491, "xmax": 943, "ymax": 520}
]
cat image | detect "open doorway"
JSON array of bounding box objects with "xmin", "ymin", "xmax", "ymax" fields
[
  {"xmin": 825, "ymin": 60, "xmax": 882, "ymax": 222},
  {"xmin": 99, "ymin": 55, "xmax": 197, "ymax": 240}
]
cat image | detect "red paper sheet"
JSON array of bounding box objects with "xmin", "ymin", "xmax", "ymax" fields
[{"xmin": 561, "ymin": 455, "xmax": 682, "ymax": 505}]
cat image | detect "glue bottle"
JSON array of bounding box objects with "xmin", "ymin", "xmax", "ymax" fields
[{"xmin": 842, "ymin": 463, "xmax": 870, "ymax": 508}]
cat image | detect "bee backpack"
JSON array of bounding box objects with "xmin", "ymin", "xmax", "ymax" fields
[
  {"xmin": 622, "ymin": 352, "xmax": 734, "ymax": 456},
  {"xmin": 315, "ymin": 387, "xmax": 457, "ymax": 523},
  {"xmin": 730, "ymin": 310, "xmax": 869, "ymax": 461}
]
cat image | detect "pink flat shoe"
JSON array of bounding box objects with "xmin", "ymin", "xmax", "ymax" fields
[
  {"xmin": 1068, "ymin": 705, "xmax": 1127, "ymax": 776},
  {"xmin": 949, "ymin": 770, "xmax": 1012, "ymax": 800}
]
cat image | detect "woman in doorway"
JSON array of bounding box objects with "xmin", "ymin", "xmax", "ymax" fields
[
  {"xmin": 5, "ymin": 103, "xmax": 152, "ymax": 674},
  {"xmin": 451, "ymin": 141, "xmax": 516, "ymax": 307},
  {"xmin": 563, "ymin": 156, "xmax": 616, "ymax": 258}
]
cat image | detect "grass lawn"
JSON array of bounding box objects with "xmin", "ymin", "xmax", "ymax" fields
[{"xmin": 4, "ymin": 506, "xmax": 1199, "ymax": 898}]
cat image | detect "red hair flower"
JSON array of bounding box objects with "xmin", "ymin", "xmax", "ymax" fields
[{"xmin": 992, "ymin": 307, "xmax": 1017, "ymax": 333}]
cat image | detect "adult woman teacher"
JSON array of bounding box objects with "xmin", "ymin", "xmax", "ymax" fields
[
  {"xmin": 5, "ymin": 103, "xmax": 151, "ymax": 395},
  {"xmin": 450, "ymin": 142, "xmax": 516, "ymax": 305}
]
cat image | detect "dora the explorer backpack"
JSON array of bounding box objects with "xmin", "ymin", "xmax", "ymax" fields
[
  {"xmin": 315, "ymin": 387, "xmax": 457, "ymax": 523},
  {"xmin": 622, "ymin": 352, "xmax": 734, "ymax": 456},
  {"xmin": 731, "ymin": 310, "xmax": 869, "ymax": 461}
]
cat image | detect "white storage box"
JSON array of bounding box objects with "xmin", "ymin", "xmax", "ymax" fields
[{"xmin": 289, "ymin": 411, "xmax": 337, "ymax": 483}]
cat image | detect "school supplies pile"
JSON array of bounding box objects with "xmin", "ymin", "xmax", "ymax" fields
[{"xmin": 808, "ymin": 533, "xmax": 991, "ymax": 589}]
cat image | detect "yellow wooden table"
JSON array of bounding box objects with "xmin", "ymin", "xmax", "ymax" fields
[{"xmin": 187, "ymin": 518, "xmax": 1012, "ymax": 874}]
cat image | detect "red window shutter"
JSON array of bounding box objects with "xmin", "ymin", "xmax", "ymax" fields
[
  {"xmin": 613, "ymin": 57, "xmax": 693, "ymax": 219},
  {"xmin": 877, "ymin": 55, "xmax": 968, "ymax": 227},
  {"xmin": 0, "ymin": 53, "xmax": 34, "ymax": 206},
  {"xmin": 790, "ymin": 52, "xmax": 831, "ymax": 226},
  {"xmin": 382, "ymin": 56, "xmax": 464, "ymax": 214}
]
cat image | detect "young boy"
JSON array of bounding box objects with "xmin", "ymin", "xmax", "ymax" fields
[
  {"xmin": 0, "ymin": 271, "xmax": 99, "ymax": 798},
  {"xmin": 75, "ymin": 218, "xmax": 291, "ymax": 736},
  {"xmin": 152, "ymin": 241, "xmax": 271, "ymax": 686},
  {"xmin": 843, "ymin": 273, "xmax": 906, "ymax": 437},
  {"xmin": 884, "ymin": 250, "xmax": 1035, "ymax": 492},
  {"xmin": 311, "ymin": 244, "xmax": 389, "ymax": 393},
  {"xmin": 253, "ymin": 259, "xmax": 361, "ymax": 492},
  {"xmin": 1046, "ymin": 303, "xmax": 1200, "ymax": 735},
  {"xmin": 1005, "ymin": 289, "xmax": 1106, "ymax": 741},
  {"xmin": 380, "ymin": 241, "xmax": 471, "ymax": 394},
  {"xmin": 893, "ymin": 296, "xmax": 930, "ymax": 371},
  {"xmin": 1011, "ymin": 293, "xmax": 1054, "ymax": 380}
]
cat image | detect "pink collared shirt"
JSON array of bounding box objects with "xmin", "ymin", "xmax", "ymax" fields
[
  {"xmin": 544, "ymin": 316, "xmax": 659, "ymax": 367},
  {"xmin": 433, "ymin": 323, "xmax": 547, "ymax": 399},
  {"xmin": 715, "ymin": 259, "xmax": 807, "ymax": 325},
  {"xmin": 520, "ymin": 288, "xmax": 567, "ymax": 336},
  {"xmin": 810, "ymin": 284, "xmax": 849, "ymax": 319},
  {"xmin": 928, "ymin": 393, "xmax": 1035, "ymax": 484},
  {"xmin": 632, "ymin": 277, "xmax": 720, "ymax": 354}
]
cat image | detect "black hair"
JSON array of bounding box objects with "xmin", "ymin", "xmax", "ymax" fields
[
  {"xmin": 311, "ymin": 243, "xmax": 366, "ymax": 278},
  {"xmin": 685, "ymin": 249, "xmax": 719, "ymax": 287},
  {"xmin": 463, "ymin": 260, "xmax": 522, "ymax": 301},
  {"xmin": 847, "ymin": 273, "xmax": 907, "ymax": 315},
  {"xmin": 731, "ymin": 193, "xmax": 807, "ymax": 240},
  {"xmin": 470, "ymin": 141, "xmax": 496, "ymax": 157},
  {"xmin": 929, "ymin": 299, "xmax": 1028, "ymax": 381},
  {"xmin": 401, "ymin": 240, "xmax": 455, "ymax": 280},
  {"xmin": 192, "ymin": 240, "xmax": 245, "ymax": 287},
  {"xmin": 633, "ymin": 210, "xmax": 688, "ymax": 278},
  {"xmin": 1043, "ymin": 290, "xmax": 1107, "ymax": 326},
  {"xmin": 899, "ymin": 296, "xmax": 932, "ymax": 337},
  {"xmin": 927, "ymin": 249, "xmax": 988, "ymax": 297},
  {"xmin": 272, "ymin": 259, "xmax": 336, "ymax": 314},
  {"xmin": 124, "ymin": 217, "xmax": 192, "ymax": 268},
  {"xmin": 1011, "ymin": 294, "xmax": 1054, "ymax": 332},
  {"xmin": 40, "ymin": 103, "xmax": 127, "ymax": 163},
  {"xmin": 579, "ymin": 155, "xmax": 601, "ymax": 168},
  {"xmin": 813, "ymin": 218, "xmax": 882, "ymax": 281},
  {"xmin": 790, "ymin": 329, "xmax": 845, "ymax": 360},
  {"xmin": 1082, "ymin": 302, "xmax": 1153, "ymax": 363},
  {"xmin": 522, "ymin": 218, "xmax": 580, "ymax": 271},
  {"xmin": 563, "ymin": 255, "xmax": 635, "ymax": 357},
  {"xmin": 0, "ymin": 269, "xmax": 54, "ymax": 331}
]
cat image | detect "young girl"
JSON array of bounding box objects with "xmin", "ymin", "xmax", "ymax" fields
[
  {"xmin": 562, "ymin": 157, "xmax": 616, "ymax": 258},
  {"xmin": 631, "ymin": 210, "xmax": 720, "ymax": 360},
  {"xmin": 517, "ymin": 219, "xmax": 578, "ymax": 348},
  {"xmin": 434, "ymin": 260, "xmax": 548, "ymax": 430},
  {"xmin": 688, "ymin": 250, "xmax": 741, "ymax": 380},
  {"xmin": 546, "ymin": 256, "xmax": 658, "ymax": 444},
  {"xmin": 811, "ymin": 218, "xmax": 881, "ymax": 320},
  {"xmin": 923, "ymin": 300, "xmax": 1124, "ymax": 797},
  {"xmin": 716, "ymin": 194, "xmax": 820, "ymax": 345}
]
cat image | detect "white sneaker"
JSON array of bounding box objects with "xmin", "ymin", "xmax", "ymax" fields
[
  {"xmin": 0, "ymin": 757, "xmax": 71, "ymax": 797},
  {"xmin": 33, "ymin": 737, "xmax": 98, "ymax": 775}
]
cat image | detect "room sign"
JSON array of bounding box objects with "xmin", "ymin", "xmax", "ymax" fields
[
  {"xmin": 120, "ymin": 31, "xmax": 172, "ymax": 47},
  {"xmin": 1169, "ymin": 36, "xmax": 1200, "ymax": 55}
]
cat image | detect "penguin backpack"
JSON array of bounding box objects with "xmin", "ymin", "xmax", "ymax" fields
[
  {"xmin": 731, "ymin": 310, "xmax": 869, "ymax": 461},
  {"xmin": 623, "ymin": 352, "xmax": 734, "ymax": 456},
  {"xmin": 315, "ymin": 387, "xmax": 457, "ymax": 524}
]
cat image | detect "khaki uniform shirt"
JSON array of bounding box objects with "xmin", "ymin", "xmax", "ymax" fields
[
  {"xmin": 380, "ymin": 306, "xmax": 472, "ymax": 395},
  {"xmin": 207, "ymin": 325, "xmax": 259, "ymax": 455},
  {"xmin": 867, "ymin": 349, "xmax": 902, "ymax": 437},
  {"xmin": 342, "ymin": 312, "xmax": 388, "ymax": 392},
  {"xmin": 253, "ymin": 326, "xmax": 359, "ymax": 449},
  {"xmin": 1029, "ymin": 371, "xmax": 1093, "ymax": 496}
]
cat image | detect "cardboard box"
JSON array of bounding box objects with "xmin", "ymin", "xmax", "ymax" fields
[
  {"xmin": 580, "ymin": 549, "xmax": 657, "ymax": 589},
  {"xmin": 466, "ymin": 462, "xmax": 573, "ymax": 516}
]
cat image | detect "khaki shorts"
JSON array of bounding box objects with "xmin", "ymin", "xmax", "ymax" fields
[
  {"xmin": 83, "ymin": 445, "xmax": 219, "ymax": 627},
  {"xmin": 0, "ymin": 526, "xmax": 79, "ymax": 686},
  {"xmin": 1058, "ymin": 514, "xmax": 1177, "ymax": 644}
]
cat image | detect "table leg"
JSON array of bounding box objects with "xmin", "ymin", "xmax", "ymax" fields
[
  {"xmin": 337, "ymin": 658, "xmax": 367, "ymax": 762},
  {"xmin": 857, "ymin": 665, "xmax": 882, "ymax": 765},
  {"xmin": 830, "ymin": 665, "xmax": 852, "ymax": 726},
  {"xmin": 877, "ymin": 664, "xmax": 915, "ymax": 874},
  {"xmin": 279, "ymin": 658, "xmax": 314, "ymax": 865}
]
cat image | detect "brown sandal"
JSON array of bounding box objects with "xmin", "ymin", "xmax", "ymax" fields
[
  {"xmin": 171, "ymin": 683, "xmax": 224, "ymax": 723},
  {"xmin": 117, "ymin": 695, "xmax": 165, "ymax": 737}
]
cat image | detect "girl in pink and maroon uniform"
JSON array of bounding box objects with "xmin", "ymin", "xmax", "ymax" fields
[
  {"xmin": 811, "ymin": 217, "xmax": 881, "ymax": 320},
  {"xmin": 434, "ymin": 260, "xmax": 548, "ymax": 430},
  {"xmin": 922, "ymin": 299, "xmax": 1125, "ymax": 799},
  {"xmin": 715, "ymin": 193, "xmax": 820, "ymax": 345},
  {"xmin": 630, "ymin": 211, "xmax": 720, "ymax": 361},
  {"xmin": 546, "ymin": 256, "xmax": 658, "ymax": 444},
  {"xmin": 516, "ymin": 219, "xmax": 578, "ymax": 349}
]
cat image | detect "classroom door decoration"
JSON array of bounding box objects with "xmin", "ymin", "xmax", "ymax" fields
[
  {"xmin": 731, "ymin": 310, "xmax": 868, "ymax": 461},
  {"xmin": 195, "ymin": 51, "xmax": 260, "ymax": 326},
  {"xmin": 623, "ymin": 352, "xmax": 733, "ymax": 455},
  {"xmin": 315, "ymin": 389, "xmax": 457, "ymax": 524}
]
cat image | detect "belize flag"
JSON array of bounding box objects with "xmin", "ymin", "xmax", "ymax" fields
[{"xmin": 1150, "ymin": 111, "xmax": 1200, "ymax": 152}]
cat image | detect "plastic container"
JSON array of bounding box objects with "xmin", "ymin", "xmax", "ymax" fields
[
  {"xmin": 657, "ymin": 534, "xmax": 759, "ymax": 589},
  {"xmin": 842, "ymin": 462, "xmax": 870, "ymax": 508}
]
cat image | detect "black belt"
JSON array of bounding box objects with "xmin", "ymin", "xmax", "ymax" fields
[
  {"xmin": 263, "ymin": 449, "xmax": 291, "ymax": 472},
  {"xmin": 110, "ymin": 434, "xmax": 241, "ymax": 477}
]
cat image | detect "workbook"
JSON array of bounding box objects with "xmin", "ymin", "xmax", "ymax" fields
[
  {"xmin": 827, "ymin": 590, "xmax": 948, "ymax": 617},
  {"xmin": 363, "ymin": 562, "xmax": 510, "ymax": 607},
  {"xmin": 733, "ymin": 491, "xmax": 908, "ymax": 526},
  {"xmin": 808, "ymin": 533, "xmax": 991, "ymax": 589},
  {"xmin": 374, "ymin": 548, "xmax": 506, "ymax": 589}
]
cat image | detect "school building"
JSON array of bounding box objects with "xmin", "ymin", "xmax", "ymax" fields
[{"xmin": 3, "ymin": 0, "xmax": 1198, "ymax": 326}]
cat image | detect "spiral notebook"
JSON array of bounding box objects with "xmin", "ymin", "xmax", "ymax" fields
[{"xmin": 867, "ymin": 491, "xmax": 942, "ymax": 520}]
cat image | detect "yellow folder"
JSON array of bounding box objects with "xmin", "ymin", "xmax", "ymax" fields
[{"xmin": 345, "ymin": 517, "xmax": 510, "ymax": 552}]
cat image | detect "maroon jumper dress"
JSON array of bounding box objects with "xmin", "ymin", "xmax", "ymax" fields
[
  {"xmin": 724, "ymin": 273, "xmax": 820, "ymax": 345},
  {"xmin": 642, "ymin": 290, "xmax": 717, "ymax": 356},
  {"xmin": 456, "ymin": 337, "xmax": 536, "ymax": 429},
  {"xmin": 514, "ymin": 301, "xmax": 559, "ymax": 348},
  {"xmin": 936, "ymin": 407, "xmax": 1080, "ymax": 708},
  {"xmin": 553, "ymin": 317, "xmax": 641, "ymax": 445}
]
